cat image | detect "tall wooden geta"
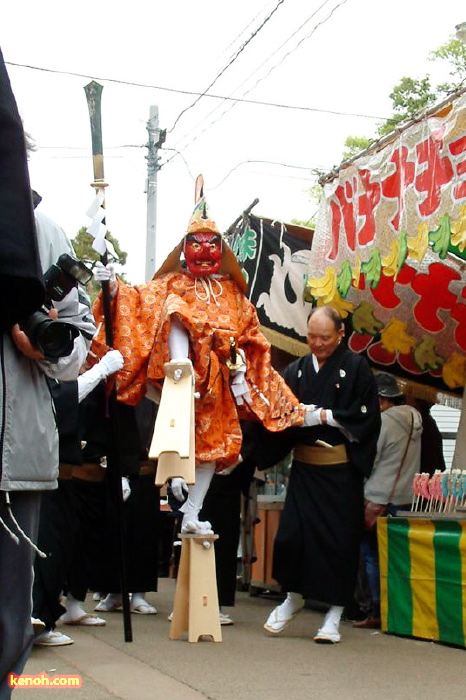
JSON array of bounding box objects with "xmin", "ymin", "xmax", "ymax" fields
[{"xmin": 169, "ymin": 534, "xmax": 222, "ymax": 643}]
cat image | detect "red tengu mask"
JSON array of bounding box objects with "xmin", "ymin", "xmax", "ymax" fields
[{"xmin": 184, "ymin": 232, "xmax": 222, "ymax": 276}]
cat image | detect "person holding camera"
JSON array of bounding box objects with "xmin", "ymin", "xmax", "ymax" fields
[{"xmin": 0, "ymin": 50, "xmax": 95, "ymax": 699}]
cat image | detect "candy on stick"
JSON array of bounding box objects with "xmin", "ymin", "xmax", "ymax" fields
[
  {"xmin": 411, "ymin": 473, "xmax": 421, "ymax": 512},
  {"xmin": 441, "ymin": 472, "xmax": 451, "ymax": 512}
]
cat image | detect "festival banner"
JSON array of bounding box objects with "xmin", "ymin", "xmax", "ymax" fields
[
  {"xmin": 378, "ymin": 517, "xmax": 466, "ymax": 647},
  {"xmin": 228, "ymin": 214, "xmax": 313, "ymax": 356},
  {"xmin": 306, "ymin": 90, "xmax": 466, "ymax": 397}
]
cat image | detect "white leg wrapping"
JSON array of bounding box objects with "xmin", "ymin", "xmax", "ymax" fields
[
  {"xmin": 168, "ymin": 317, "xmax": 190, "ymax": 359},
  {"xmin": 179, "ymin": 463, "xmax": 215, "ymax": 534}
]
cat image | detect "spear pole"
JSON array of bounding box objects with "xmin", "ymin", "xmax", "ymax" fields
[{"xmin": 84, "ymin": 80, "xmax": 133, "ymax": 642}]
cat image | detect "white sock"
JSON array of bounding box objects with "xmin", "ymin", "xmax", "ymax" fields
[
  {"xmin": 63, "ymin": 593, "xmax": 86, "ymax": 621},
  {"xmin": 278, "ymin": 592, "xmax": 304, "ymax": 617},
  {"xmin": 103, "ymin": 593, "xmax": 123, "ymax": 606},
  {"xmin": 320, "ymin": 605, "xmax": 344, "ymax": 632},
  {"xmin": 131, "ymin": 593, "xmax": 146, "ymax": 608}
]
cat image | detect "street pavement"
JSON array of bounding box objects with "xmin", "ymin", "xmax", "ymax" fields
[{"xmin": 15, "ymin": 577, "xmax": 465, "ymax": 700}]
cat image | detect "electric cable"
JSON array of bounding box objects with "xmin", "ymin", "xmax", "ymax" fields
[
  {"xmin": 168, "ymin": 0, "xmax": 287, "ymax": 132},
  {"xmin": 164, "ymin": 0, "xmax": 349, "ymax": 164}
]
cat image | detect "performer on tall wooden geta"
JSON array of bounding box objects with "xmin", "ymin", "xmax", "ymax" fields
[{"xmin": 92, "ymin": 175, "xmax": 308, "ymax": 535}]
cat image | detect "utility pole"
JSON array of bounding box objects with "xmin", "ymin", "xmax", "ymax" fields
[{"xmin": 145, "ymin": 105, "xmax": 166, "ymax": 281}]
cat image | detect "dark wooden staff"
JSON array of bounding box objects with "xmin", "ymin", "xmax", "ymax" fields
[{"xmin": 84, "ymin": 80, "xmax": 132, "ymax": 642}]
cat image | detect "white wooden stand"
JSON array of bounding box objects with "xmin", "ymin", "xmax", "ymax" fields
[
  {"xmin": 149, "ymin": 360, "xmax": 195, "ymax": 486},
  {"xmin": 169, "ymin": 534, "xmax": 222, "ymax": 643}
]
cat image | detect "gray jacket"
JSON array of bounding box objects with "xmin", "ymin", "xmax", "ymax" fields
[
  {"xmin": 364, "ymin": 404, "xmax": 423, "ymax": 506},
  {"xmin": 0, "ymin": 210, "xmax": 95, "ymax": 491}
]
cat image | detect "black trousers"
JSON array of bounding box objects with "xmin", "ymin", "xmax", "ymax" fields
[
  {"xmin": 32, "ymin": 478, "xmax": 106, "ymax": 627},
  {"xmin": 0, "ymin": 492, "xmax": 41, "ymax": 700},
  {"xmin": 92, "ymin": 474, "xmax": 160, "ymax": 594}
]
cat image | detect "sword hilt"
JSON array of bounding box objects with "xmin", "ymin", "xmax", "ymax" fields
[{"xmin": 226, "ymin": 336, "xmax": 242, "ymax": 371}]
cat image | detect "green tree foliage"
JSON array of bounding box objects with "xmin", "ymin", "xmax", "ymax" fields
[
  {"xmin": 430, "ymin": 38, "xmax": 466, "ymax": 93},
  {"xmin": 378, "ymin": 76, "xmax": 438, "ymax": 136},
  {"xmin": 344, "ymin": 36, "xmax": 466, "ymax": 150},
  {"xmin": 71, "ymin": 226, "xmax": 128, "ymax": 302},
  {"xmin": 342, "ymin": 136, "xmax": 373, "ymax": 160}
]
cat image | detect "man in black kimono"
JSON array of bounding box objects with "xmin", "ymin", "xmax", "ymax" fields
[{"xmin": 261, "ymin": 306, "xmax": 381, "ymax": 643}]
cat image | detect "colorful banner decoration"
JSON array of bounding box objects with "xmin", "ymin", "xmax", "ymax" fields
[
  {"xmin": 378, "ymin": 517, "xmax": 466, "ymax": 647},
  {"xmin": 306, "ymin": 90, "xmax": 466, "ymax": 396},
  {"xmin": 228, "ymin": 215, "xmax": 313, "ymax": 356}
]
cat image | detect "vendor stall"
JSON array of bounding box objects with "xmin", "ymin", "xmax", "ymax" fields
[{"xmin": 378, "ymin": 515, "xmax": 466, "ymax": 647}]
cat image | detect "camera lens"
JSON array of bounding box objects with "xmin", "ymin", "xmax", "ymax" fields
[
  {"xmin": 36, "ymin": 319, "xmax": 77, "ymax": 359},
  {"xmin": 20, "ymin": 311, "xmax": 79, "ymax": 359}
]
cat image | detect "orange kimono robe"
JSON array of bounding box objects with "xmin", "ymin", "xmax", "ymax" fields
[{"xmin": 92, "ymin": 272, "xmax": 304, "ymax": 468}]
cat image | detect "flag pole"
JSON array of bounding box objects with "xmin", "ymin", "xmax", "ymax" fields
[{"xmin": 84, "ymin": 80, "xmax": 133, "ymax": 642}]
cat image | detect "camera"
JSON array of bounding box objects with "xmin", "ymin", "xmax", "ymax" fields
[{"xmin": 20, "ymin": 254, "xmax": 93, "ymax": 360}]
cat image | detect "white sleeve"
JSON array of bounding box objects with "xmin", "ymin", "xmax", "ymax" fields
[
  {"xmin": 325, "ymin": 409, "xmax": 358, "ymax": 443},
  {"xmin": 77, "ymin": 362, "xmax": 106, "ymax": 402}
]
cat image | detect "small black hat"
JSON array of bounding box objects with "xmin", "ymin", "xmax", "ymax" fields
[{"xmin": 375, "ymin": 371, "xmax": 403, "ymax": 398}]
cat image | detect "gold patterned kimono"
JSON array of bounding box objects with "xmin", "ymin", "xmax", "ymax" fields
[{"xmin": 92, "ymin": 272, "xmax": 304, "ymax": 469}]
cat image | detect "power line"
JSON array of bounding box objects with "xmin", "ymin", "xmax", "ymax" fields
[
  {"xmin": 164, "ymin": 0, "xmax": 351, "ymax": 164},
  {"xmin": 5, "ymin": 60, "xmax": 385, "ymax": 121},
  {"xmin": 209, "ymin": 159, "xmax": 328, "ymax": 189},
  {"xmin": 37, "ymin": 144, "xmax": 143, "ymax": 150},
  {"xmin": 166, "ymin": 0, "xmax": 338, "ymax": 154},
  {"xmin": 161, "ymin": 148, "xmax": 196, "ymax": 181},
  {"xmin": 168, "ymin": 0, "xmax": 287, "ymax": 132},
  {"xmin": 220, "ymin": 0, "xmax": 277, "ymax": 57},
  {"xmin": 163, "ymin": 150, "xmax": 330, "ymax": 189}
]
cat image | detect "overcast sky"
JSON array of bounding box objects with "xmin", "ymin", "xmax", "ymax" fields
[{"xmin": 2, "ymin": 0, "xmax": 464, "ymax": 282}]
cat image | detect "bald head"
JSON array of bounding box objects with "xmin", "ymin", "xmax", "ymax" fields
[{"xmin": 306, "ymin": 306, "xmax": 344, "ymax": 366}]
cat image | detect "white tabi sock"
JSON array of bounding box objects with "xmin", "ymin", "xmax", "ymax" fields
[
  {"xmin": 278, "ymin": 592, "xmax": 304, "ymax": 618},
  {"xmin": 62, "ymin": 593, "xmax": 87, "ymax": 621},
  {"xmin": 320, "ymin": 605, "xmax": 344, "ymax": 633}
]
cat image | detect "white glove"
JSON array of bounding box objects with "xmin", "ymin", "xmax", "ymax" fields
[
  {"xmin": 99, "ymin": 349, "xmax": 124, "ymax": 376},
  {"xmin": 121, "ymin": 476, "xmax": 131, "ymax": 502},
  {"xmin": 94, "ymin": 261, "xmax": 117, "ymax": 298},
  {"xmin": 94, "ymin": 260, "xmax": 116, "ymax": 282},
  {"xmin": 171, "ymin": 477, "xmax": 189, "ymax": 502},
  {"xmin": 77, "ymin": 350, "xmax": 124, "ymax": 402},
  {"xmin": 303, "ymin": 405, "xmax": 323, "ymax": 427}
]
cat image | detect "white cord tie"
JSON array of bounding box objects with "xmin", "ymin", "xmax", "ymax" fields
[
  {"xmin": 194, "ymin": 277, "xmax": 223, "ymax": 306},
  {"xmin": 2, "ymin": 493, "xmax": 47, "ymax": 558}
]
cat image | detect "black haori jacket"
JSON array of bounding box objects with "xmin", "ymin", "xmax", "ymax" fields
[{"xmin": 246, "ymin": 343, "xmax": 381, "ymax": 478}]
